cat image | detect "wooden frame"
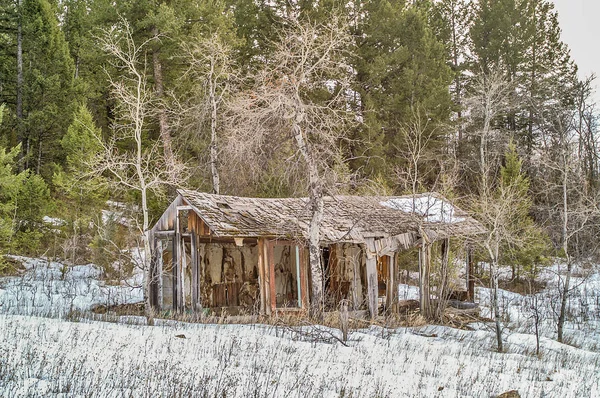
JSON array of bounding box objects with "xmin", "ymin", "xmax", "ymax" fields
[{"xmin": 263, "ymin": 239, "xmax": 309, "ymax": 314}]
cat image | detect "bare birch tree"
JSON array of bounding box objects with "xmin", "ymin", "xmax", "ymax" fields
[
  {"xmin": 465, "ymin": 70, "xmax": 522, "ymax": 352},
  {"xmin": 537, "ymin": 93, "xmax": 598, "ymax": 343},
  {"xmin": 395, "ymin": 106, "xmax": 459, "ymax": 320},
  {"xmin": 465, "ymin": 70, "xmax": 513, "ymax": 191},
  {"xmin": 94, "ymin": 20, "xmax": 186, "ymax": 314},
  {"xmin": 183, "ymin": 32, "xmax": 238, "ymax": 194},
  {"xmin": 224, "ymin": 15, "xmax": 354, "ymax": 317}
]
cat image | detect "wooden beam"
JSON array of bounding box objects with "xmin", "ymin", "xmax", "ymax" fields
[
  {"xmin": 295, "ymin": 246, "xmax": 302, "ymax": 308},
  {"xmin": 386, "ymin": 254, "xmax": 396, "ymax": 311},
  {"xmin": 180, "ymin": 237, "xmax": 186, "ymax": 311},
  {"xmin": 268, "ymin": 240, "xmax": 276, "ymax": 313},
  {"xmin": 257, "ymin": 238, "xmax": 266, "ymax": 315},
  {"xmin": 419, "ymin": 244, "xmax": 432, "ymax": 318},
  {"xmin": 467, "ymin": 246, "xmax": 475, "ymax": 302},
  {"xmin": 173, "ymin": 231, "xmax": 179, "ymax": 312},
  {"xmin": 157, "ymin": 239, "xmax": 164, "ymax": 310},
  {"xmin": 365, "ymin": 255, "xmax": 378, "ymax": 319},
  {"xmin": 364, "ymin": 239, "xmax": 379, "ymax": 319},
  {"xmin": 191, "ymin": 231, "xmax": 198, "ymax": 311},
  {"xmin": 195, "ymin": 237, "xmax": 258, "ymax": 245},
  {"xmin": 300, "ymin": 246, "xmax": 309, "ymax": 309},
  {"xmin": 149, "ymin": 238, "xmax": 158, "ymax": 309},
  {"xmin": 154, "ymin": 230, "xmax": 175, "ymax": 236},
  {"xmin": 351, "ymin": 244, "xmax": 360, "ymax": 310},
  {"xmin": 264, "ymin": 240, "xmax": 272, "ymax": 315}
]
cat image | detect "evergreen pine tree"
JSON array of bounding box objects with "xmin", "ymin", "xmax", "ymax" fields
[{"xmin": 353, "ymin": 1, "xmax": 453, "ymax": 185}]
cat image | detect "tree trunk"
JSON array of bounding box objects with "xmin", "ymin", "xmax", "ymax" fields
[
  {"xmin": 557, "ymin": 141, "xmax": 570, "ymax": 343},
  {"xmin": 450, "ymin": 4, "xmax": 463, "ymax": 141},
  {"xmin": 209, "ymin": 57, "xmax": 220, "ymax": 194},
  {"xmin": 436, "ymin": 238, "xmax": 450, "ymax": 320},
  {"xmin": 151, "ymin": 27, "xmax": 174, "ymax": 167},
  {"xmin": 293, "ymin": 121, "xmax": 324, "ymax": 317},
  {"xmin": 480, "ymin": 107, "xmax": 491, "ymax": 192},
  {"xmin": 487, "ymin": 242, "xmax": 503, "ymax": 352},
  {"xmin": 16, "ymin": 0, "xmax": 23, "ymax": 163}
]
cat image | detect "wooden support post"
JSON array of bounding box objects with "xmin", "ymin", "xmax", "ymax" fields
[
  {"xmin": 257, "ymin": 238, "xmax": 266, "ymax": 315},
  {"xmin": 366, "ymin": 256, "xmax": 378, "ymax": 319},
  {"xmin": 467, "ymin": 246, "xmax": 475, "ymax": 302},
  {"xmin": 268, "ymin": 241, "xmax": 276, "ymax": 313},
  {"xmin": 386, "ymin": 254, "xmax": 397, "ymax": 312},
  {"xmin": 180, "ymin": 236, "xmax": 186, "ymax": 311},
  {"xmin": 295, "ymin": 246, "xmax": 302, "ymax": 308},
  {"xmin": 351, "ymin": 245, "xmax": 360, "ymax": 310},
  {"xmin": 437, "ymin": 238, "xmax": 450, "ymax": 319},
  {"xmin": 191, "ymin": 231, "xmax": 198, "ymax": 311},
  {"xmin": 365, "ymin": 238, "xmax": 378, "ymax": 319},
  {"xmin": 157, "ymin": 240, "xmax": 164, "ymax": 310},
  {"xmin": 172, "ymin": 233, "xmax": 179, "ymax": 312},
  {"xmin": 300, "ymin": 246, "xmax": 309, "ymax": 309},
  {"xmin": 149, "ymin": 238, "xmax": 158, "ymax": 309},
  {"xmin": 419, "ymin": 244, "xmax": 431, "ymax": 318}
]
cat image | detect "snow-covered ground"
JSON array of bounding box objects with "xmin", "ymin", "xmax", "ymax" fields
[
  {"xmin": 0, "ymin": 256, "xmax": 599, "ymax": 397},
  {"xmin": 475, "ymin": 261, "xmax": 600, "ymax": 352},
  {"xmin": 0, "ymin": 256, "xmax": 142, "ymax": 318}
]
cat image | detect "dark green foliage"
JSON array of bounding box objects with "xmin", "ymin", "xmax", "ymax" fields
[
  {"xmin": 353, "ymin": 1, "xmax": 453, "ymax": 182},
  {"xmin": 499, "ymin": 142, "xmax": 551, "ymax": 279},
  {"xmin": 52, "ymin": 105, "xmax": 107, "ymax": 262},
  {"xmin": 0, "ymin": 0, "xmax": 595, "ymax": 265}
]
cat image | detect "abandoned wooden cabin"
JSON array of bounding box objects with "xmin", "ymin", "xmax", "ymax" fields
[{"xmin": 148, "ymin": 189, "xmax": 485, "ymax": 318}]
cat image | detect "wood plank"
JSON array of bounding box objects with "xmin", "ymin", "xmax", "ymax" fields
[
  {"xmin": 467, "ymin": 246, "xmax": 475, "ymax": 302},
  {"xmin": 149, "ymin": 237, "xmax": 158, "ymax": 309},
  {"xmin": 419, "ymin": 244, "xmax": 431, "ymax": 318},
  {"xmin": 329, "ymin": 244, "xmax": 338, "ymax": 293},
  {"xmin": 191, "ymin": 231, "xmax": 198, "ymax": 311},
  {"xmin": 173, "ymin": 230, "xmax": 179, "ymax": 312},
  {"xmin": 365, "ymin": 238, "xmax": 378, "ymax": 319},
  {"xmin": 157, "ymin": 239, "xmax": 164, "ymax": 310},
  {"xmin": 300, "ymin": 246, "xmax": 309, "ymax": 309},
  {"xmin": 386, "ymin": 254, "xmax": 396, "ymax": 311},
  {"xmin": 263, "ymin": 239, "xmax": 272, "ymax": 315},
  {"xmin": 366, "ymin": 255, "xmax": 378, "ymax": 319},
  {"xmin": 154, "ymin": 230, "xmax": 175, "ymax": 236},
  {"xmin": 268, "ymin": 240, "xmax": 276, "ymax": 313},
  {"xmin": 257, "ymin": 238, "xmax": 266, "ymax": 315},
  {"xmin": 351, "ymin": 244, "xmax": 361, "ymax": 310},
  {"xmin": 179, "ymin": 224, "xmax": 186, "ymax": 312}
]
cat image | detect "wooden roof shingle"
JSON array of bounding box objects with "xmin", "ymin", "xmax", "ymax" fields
[{"xmin": 174, "ymin": 189, "xmax": 486, "ymax": 244}]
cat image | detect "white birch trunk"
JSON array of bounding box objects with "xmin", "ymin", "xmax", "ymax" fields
[{"xmin": 293, "ymin": 120, "xmax": 324, "ymax": 316}]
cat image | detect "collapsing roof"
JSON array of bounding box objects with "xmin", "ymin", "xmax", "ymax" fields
[{"xmin": 169, "ymin": 189, "xmax": 485, "ymax": 245}]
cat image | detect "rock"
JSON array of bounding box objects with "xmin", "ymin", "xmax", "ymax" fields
[
  {"xmin": 175, "ymin": 334, "xmax": 186, "ymax": 339},
  {"xmin": 496, "ymin": 391, "xmax": 520, "ymax": 398}
]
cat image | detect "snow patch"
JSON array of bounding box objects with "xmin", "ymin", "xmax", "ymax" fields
[{"xmin": 380, "ymin": 195, "xmax": 465, "ymax": 223}]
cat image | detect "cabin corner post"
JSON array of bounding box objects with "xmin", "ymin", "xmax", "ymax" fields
[
  {"xmin": 364, "ymin": 238, "xmax": 378, "ymax": 319},
  {"xmin": 191, "ymin": 231, "xmax": 198, "ymax": 311},
  {"xmin": 173, "ymin": 208, "xmax": 181, "ymax": 312}
]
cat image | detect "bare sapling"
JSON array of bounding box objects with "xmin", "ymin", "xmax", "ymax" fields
[{"xmin": 92, "ymin": 19, "xmax": 187, "ymax": 316}]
